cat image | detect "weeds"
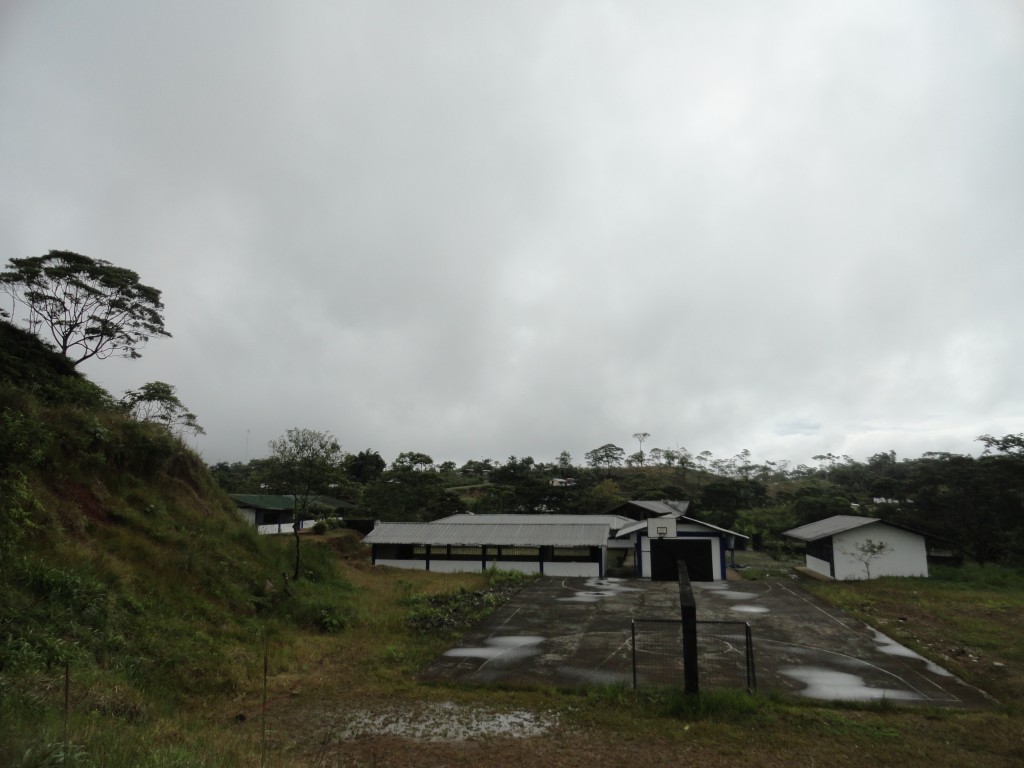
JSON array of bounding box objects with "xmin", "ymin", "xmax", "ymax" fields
[
  {"xmin": 13, "ymin": 741, "xmax": 92, "ymax": 768},
  {"xmin": 653, "ymin": 688, "xmax": 766, "ymax": 721},
  {"xmin": 403, "ymin": 570, "xmax": 530, "ymax": 636}
]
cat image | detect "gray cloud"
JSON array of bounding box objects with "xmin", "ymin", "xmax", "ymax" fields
[{"xmin": 2, "ymin": 0, "xmax": 1023, "ymax": 468}]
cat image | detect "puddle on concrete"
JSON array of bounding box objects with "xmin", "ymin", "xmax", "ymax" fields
[
  {"xmin": 584, "ymin": 577, "xmax": 641, "ymax": 592},
  {"xmin": 729, "ymin": 604, "xmax": 769, "ymax": 614},
  {"xmin": 870, "ymin": 629, "xmax": 953, "ymax": 677},
  {"xmin": 693, "ymin": 582, "xmax": 729, "ymax": 590},
  {"xmin": 559, "ymin": 592, "xmax": 614, "ymax": 603},
  {"xmin": 713, "ymin": 591, "xmax": 759, "ymax": 601},
  {"xmin": 445, "ymin": 635, "xmax": 544, "ymax": 661},
  {"xmin": 558, "ymin": 577, "xmax": 640, "ymax": 602},
  {"xmin": 336, "ymin": 702, "xmax": 557, "ymax": 741},
  {"xmin": 780, "ymin": 666, "xmax": 921, "ymax": 701}
]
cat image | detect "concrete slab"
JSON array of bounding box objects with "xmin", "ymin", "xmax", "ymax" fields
[
  {"xmin": 421, "ymin": 577, "xmax": 675, "ymax": 687},
  {"xmin": 422, "ymin": 576, "xmax": 994, "ymax": 708},
  {"xmin": 693, "ymin": 579, "xmax": 994, "ymax": 708}
]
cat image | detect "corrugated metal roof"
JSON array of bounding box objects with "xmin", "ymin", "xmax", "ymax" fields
[
  {"xmin": 783, "ymin": 515, "xmax": 880, "ymax": 541},
  {"xmin": 436, "ymin": 513, "xmax": 634, "ymax": 531},
  {"xmin": 614, "ymin": 500, "xmax": 692, "ymax": 517},
  {"xmin": 614, "ymin": 515, "xmax": 748, "ymax": 540},
  {"xmin": 677, "ymin": 515, "xmax": 748, "ymax": 539},
  {"xmin": 363, "ymin": 522, "xmax": 611, "ymax": 547}
]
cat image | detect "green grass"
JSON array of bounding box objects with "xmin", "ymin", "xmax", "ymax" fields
[{"xmin": 731, "ymin": 548, "xmax": 802, "ymax": 579}]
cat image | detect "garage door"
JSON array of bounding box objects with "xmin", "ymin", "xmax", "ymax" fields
[{"xmin": 650, "ymin": 538, "xmax": 715, "ymax": 582}]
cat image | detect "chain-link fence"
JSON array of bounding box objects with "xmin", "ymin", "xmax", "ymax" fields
[{"xmin": 631, "ymin": 618, "xmax": 756, "ymax": 693}]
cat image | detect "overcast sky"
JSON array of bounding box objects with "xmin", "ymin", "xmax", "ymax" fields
[{"xmin": 3, "ymin": 1, "xmax": 1023, "ymax": 469}]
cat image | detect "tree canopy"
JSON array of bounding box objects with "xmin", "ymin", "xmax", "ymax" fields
[
  {"xmin": 585, "ymin": 443, "xmax": 625, "ymax": 474},
  {"xmin": 202, "ymin": 428, "xmax": 1024, "ymax": 567},
  {"xmin": 343, "ymin": 449, "xmax": 387, "ymax": 483},
  {"xmin": 1, "ymin": 250, "xmax": 170, "ymax": 366},
  {"xmin": 120, "ymin": 381, "xmax": 204, "ymax": 438}
]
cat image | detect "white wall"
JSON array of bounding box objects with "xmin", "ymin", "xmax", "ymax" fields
[
  {"xmin": 805, "ymin": 554, "xmax": 832, "ymax": 578},
  {"xmin": 487, "ymin": 561, "xmax": 538, "ymax": 575},
  {"xmin": 832, "ymin": 523, "xmax": 928, "ymax": 580},
  {"xmin": 708, "ymin": 537, "xmax": 724, "ymax": 581},
  {"xmin": 541, "ymin": 562, "xmax": 601, "ymax": 578},
  {"xmin": 429, "ymin": 560, "xmax": 480, "ymax": 573},
  {"xmin": 372, "ymin": 558, "xmax": 600, "ymax": 578},
  {"xmin": 254, "ymin": 519, "xmax": 316, "ymax": 535}
]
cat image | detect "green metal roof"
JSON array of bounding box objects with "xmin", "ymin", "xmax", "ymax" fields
[{"xmin": 229, "ymin": 494, "xmax": 355, "ymax": 511}]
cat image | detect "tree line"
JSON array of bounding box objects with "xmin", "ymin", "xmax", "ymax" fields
[
  {"xmin": 208, "ymin": 430, "xmax": 1024, "ymax": 569},
  {"xmin": 5, "ymin": 251, "xmax": 1021, "ymax": 569}
]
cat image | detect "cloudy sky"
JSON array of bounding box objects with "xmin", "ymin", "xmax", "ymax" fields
[{"xmin": 2, "ymin": 1, "xmax": 1023, "ymax": 469}]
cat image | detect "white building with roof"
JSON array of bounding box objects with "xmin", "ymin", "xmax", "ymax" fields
[
  {"xmin": 783, "ymin": 515, "xmax": 929, "ymax": 580},
  {"xmin": 361, "ymin": 513, "xmax": 633, "ymax": 577},
  {"xmin": 362, "ymin": 505, "xmax": 745, "ymax": 581}
]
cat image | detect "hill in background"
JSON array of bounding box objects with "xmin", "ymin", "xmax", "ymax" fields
[{"xmin": 0, "ymin": 321, "xmax": 353, "ymax": 764}]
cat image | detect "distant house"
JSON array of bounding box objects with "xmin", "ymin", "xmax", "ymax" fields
[
  {"xmin": 361, "ymin": 501, "xmax": 745, "ymax": 582},
  {"xmin": 230, "ymin": 494, "xmax": 355, "ymax": 535},
  {"xmin": 783, "ymin": 515, "xmax": 929, "ymax": 580}
]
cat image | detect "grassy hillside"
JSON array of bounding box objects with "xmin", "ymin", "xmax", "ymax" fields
[{"xmin": 0, "ymin": 323, "xmax": 357, "ymax": 765}]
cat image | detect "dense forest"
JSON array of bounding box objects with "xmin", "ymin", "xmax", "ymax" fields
[{"xmin": 211, "ymin": 433, "xmax": 1024, "ymax": 567}]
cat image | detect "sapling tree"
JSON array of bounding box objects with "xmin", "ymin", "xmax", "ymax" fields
[
  {"xmin": 844, "ymin": 539, "xmax": 892, "ymax": 580},
  {"xmin": 264, "ymin": 428, "xmax": 348, "ymax": 579}
]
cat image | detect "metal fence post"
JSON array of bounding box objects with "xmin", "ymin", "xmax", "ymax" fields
[
  {"xmin": 631, "ymin": 619, "xmax": 637, "ymax": 689},
  {"xmin": 745, "ymin": 622, "xmax": 757, "ymax": 693},
  {"xmin": 678, "ymin": 561, "xmax": 699, "ymax": 695}
]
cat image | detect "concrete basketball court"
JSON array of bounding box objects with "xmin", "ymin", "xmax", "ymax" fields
[{"xmin": 420, "ymin": 576, "xmax": 993, "ymax": 708}]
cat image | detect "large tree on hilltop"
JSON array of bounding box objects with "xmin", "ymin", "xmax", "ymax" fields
[
  {"xmin": 1, "ymin": 250, "xmax": 170, "ymax": 366},
  {"xmin": 585, "ymin": 443, "xmax": 625, "ymax": 476}
]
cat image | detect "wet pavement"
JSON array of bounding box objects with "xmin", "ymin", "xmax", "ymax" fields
[
  {"xmin": 421, "ymin": 576, "xmax": 994, "ymax": 708},
  {"xmin": 692, "ymin": 579, "xmax": 993, "ymax": 707}
]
